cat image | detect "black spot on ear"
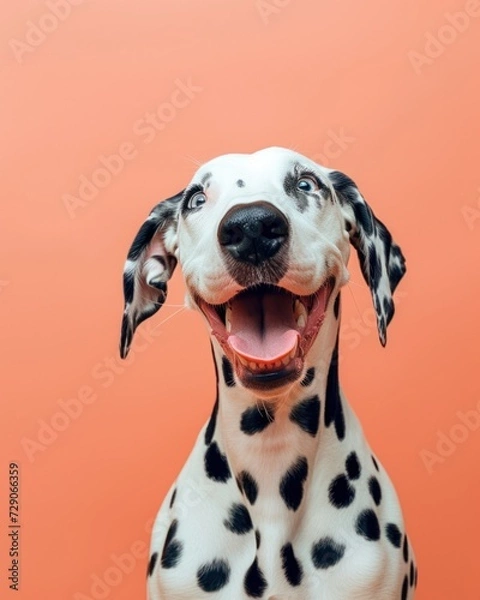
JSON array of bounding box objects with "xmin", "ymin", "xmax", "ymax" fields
[
  {"xmin": 161, "ymin": 520, "xmax": 183, "ymax": 568},
  {"xmin": 197, "ymin": 559, "xmax": 231, "ymax": 592},
  {"xmin": 300, "ymin": 367, "xmax": 315, "ymax": 387},
  {"xmin": 147, "ymin": 552, "xmax": 158, "ymax": 577},
  {"xmin": 345, "ymin": 452, "xmax": 361, "ymax": 480},
  {"xmin": 222, "ymin": 356, "xmax": 235, "ymax": 387},
  {"xmin": 355, "ymin": 509, "xmax": 380, "ymax": 541},
  {"xmin": 123, "ymin": 271, "xmax": 135, "ymax": 303},
  {"xmin": 279, "ymin": 456, "xmax": 308, "ymax": 511},
  {"xmin": 204, "ymin": 398, "xmax": 219, "ymax": 445},
  {"xmin": 403, "ymin": 535, "xmax": 409, "ymax": 563},
  {"xmin": 311, "ymin": 537, "xmax": 346, "ymax": 569},
  {"xmin": 240, "ymin": 404, "xmax": 275, "ymax": 435},
  {"xmin": 385, "ymin": 523, "xmax": 402, "ymax": 548},
  {"xmin": 333, "ymin": 294, "xmax": 341, "ymax": 319},
  {"xmin": 169, "ymin": 488, "xmax": 177, "ymax": 508},
  {"xmin": 236, "ymin": 179, "xmax": 245, "ymax": 188},
  {"xmin": 368, "ymin": 476, "xmax": 382, "ymax": 506},
  {"xmin": 280, "ymin": 543, "xmax": 303, "ymax": 586},
  {"xmin": 244, "ymin": 558, "xmax": 267, "ymax": 598},
  {"xmin": 368, "ymin": 245, "xmax": 382, "ymax": 291},
  {"xmin": 239, "ymin": 470, "xmax": 259, "ymax": 505},
  {"xmin": 401, "ymin": 574, "xmax": 408, "ymax": 600},
  {"xmin": 204, "ymin": 442, "xmax": 231, "ymax": 482},
  {"xmin": 328, "ymin": 474, "xmax": 355, "ymax": 509},
  {"xmin": 372, "ymin": 455, "xmax": 380, "ymax": 471},
  {"xmin": 223, "ymin": 503, "xmax": 253, "ymax": 535},
  {"xmin": 324, "ymin": 340, "xmax": 345, "ymax": 441},
  {"xmin": 289, "ymin": 395, "xmax": 321, "ymax": 437},
  {"xmin": 255, "ymin": 529, "xmax": 261, "ymax": 549}
]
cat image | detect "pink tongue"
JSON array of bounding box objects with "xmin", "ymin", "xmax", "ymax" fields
[{"xmin": 227, "ymin": 290, "xmax": 299, "ymax": 362}]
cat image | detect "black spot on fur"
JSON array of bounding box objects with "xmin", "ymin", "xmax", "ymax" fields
[
  {"xmin": 345, "ymin": 452, "xmax": 361, "ymax": 480},
  {"xmin": 169, "ymin": 488, "xmax": 177, "ymax": 509},
  {"xmin": 401, "ymin": 574, "xmax": 408, "ymax": 600},
  {"xmin": 281, "ymin": 543, "xmax": 303, "ymax": 586},
  {"xmin": 368, "ymin": 476, "xmax": 382, "ymax": 506},
  {"xmin": 300, "ymin": 367, "xmax": 315, "ymax": 387},
  {"xmin": 255, "ymin": 529, "xmax": 261, "ymax": 549},
  {"xmin": 161, "ymin": 520, "xmax": 183, "ymax": 568},
  {"xmin": 385, "ymin": 523, "xmax": 402, "ymax": 548},
  {"xmin": 355, "ymin": 509, "xmax": 381, "ymax": 541},
  {"xmin": 328, "ymin": 474, "xmax": 355, "ymax": 509},
  {"xmin": 222, "ymin": 356, "xmax": 235, "ymax": 387},
  {"xmin": 205, "ymin": 397, "xmax": 219, "ymax": 445},
  {"xmin": 372, "ymin": 455, "xmax": 380, "ymax": 471},
  {"xmin": 311, "ymin": 537, "xmax": 346, "ymax": 569},
  {"xmin": 324, "ymin": 340, "xmax": 345, "ymax": 441},
  {"xmin": 147, "ymin": 552, "xmax": 158, "ymax": 577},
  {"xmin": 279, "ymin": 456, "xmax": 309, "ymax": 511},
  {"xmin": 205, "ymin": 345, "xmax": 219, "ymax": 446},
  {"xmin": 239, "ymin": 470, "xmax": 259, "ymax": 505},
  {"xmin": 223, "ymin": 503, "xmax": 253, "ymax": 535},
  {"xmin": 244, "ymin": 558, "xmax": 267, "ymax": 597},
  {"xmin": 289, "ymin": 395, "xmax": 320, "ymax": 437},
  {"xmin": 197, "ymin": 559, "xmax": 230, "ymax": 592},
  {"xmin": 204, "ymin": 442, "xmax": 231, "ymax": 482},
  {"xmin": 410, "ymin": 562, "xmax": 415, "ymax": 587},
  {"xmin": 403, "ymin": 535, "xmax": 409, "ymax": 563},
  {"xmin": 333, "ymin": 294, "xmax": 340, "ymax": 319},
  {"xmin": 236, "ymin": 179, "xmax": 245, "ymax": 188},
  {"xmin": 240, "ymin": 404, "xmax": 275, "ymax": 435},
  {"xmin": 335, "ymin": 398, "xmax": 345, "ymax": 441}
]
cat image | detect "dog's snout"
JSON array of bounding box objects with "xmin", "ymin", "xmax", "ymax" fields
[{"xmin": 218, "ymin": 202, "xmax": 289, "ymax": 265}]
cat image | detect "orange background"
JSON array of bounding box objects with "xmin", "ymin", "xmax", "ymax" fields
[{"xmin": 1, "ymin": 1, "xmax": 480, "ymax": 598}]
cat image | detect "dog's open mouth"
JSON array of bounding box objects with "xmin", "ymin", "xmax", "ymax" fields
[{"xmin": 198, "ymin": 280, "xmax": 334, "ymax": 390}]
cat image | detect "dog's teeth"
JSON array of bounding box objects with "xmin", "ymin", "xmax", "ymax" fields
[
  {"xmin": 289, "ymin": 348, "xmax": 296, "ymax": 360},
  {"xmin": 294, "ymin": 300, "xmax": 307, "ymax": 329},
  {"xmin": 282, "ymin": 356, "xmax": 290, "ymax": 367},
  {"xmin": 296, "ymin": 314, "xmax": 306, "ymax": 328},
  {"xmin": 249, "ymin": 361, "xmax": 257, "ymax": 370},
  {"xmin": 238, "ymin": 356, "xmax": 249, "ymax": 367},
  {"xmin": 225, "ymin": 307, "xmax": 232, "ymax": 332}
]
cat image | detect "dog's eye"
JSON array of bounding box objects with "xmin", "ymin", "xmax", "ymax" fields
[
  {"xmin": 187, "ymin": 191, "xmax": 207, "ymax": 210},
  {"xmin": 296, "ymin": 177, "xmax": 319, "ymax": 193}
]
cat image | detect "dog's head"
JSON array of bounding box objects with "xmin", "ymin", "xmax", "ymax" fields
[{"xmin": 119, "ymin": 147, "xmax": 405, "ymax": 394}]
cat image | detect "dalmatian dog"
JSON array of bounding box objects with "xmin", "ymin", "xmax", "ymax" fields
[{"xmin": 119, "ymin": 147, "xmax": 417, "ymax": 600}]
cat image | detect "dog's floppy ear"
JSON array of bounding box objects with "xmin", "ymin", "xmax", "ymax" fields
[
  {"xmin": 120, "ymin": 191, "xmax": 184, "ymax": 358},
  {"xmin": 327, "ymin": 170, "xmax": 406, "ymax": 346}
]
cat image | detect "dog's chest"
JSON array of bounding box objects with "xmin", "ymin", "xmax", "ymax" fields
[{"xmin": 149, "ymin": 414, "xmax": 409, "ymax": 600}]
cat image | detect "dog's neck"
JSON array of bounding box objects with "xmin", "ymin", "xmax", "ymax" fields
[{"xmin": 208, "ymin": 304, "xmax": 347, "ymax": 527}]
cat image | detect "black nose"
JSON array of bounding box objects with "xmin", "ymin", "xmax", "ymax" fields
[{"xmin": 218, "ymin": 202, "xmax": 289, "ymax": 265}]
